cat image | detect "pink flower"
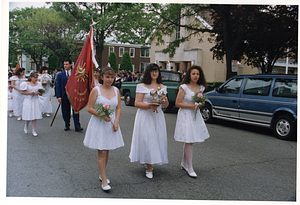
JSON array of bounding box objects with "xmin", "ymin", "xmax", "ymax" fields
[
  {"xmin": 103, "ymin": 103, "xmax": 109, "ymax": 109},
  {"xmin": 197, "ymin": 93, "xmax": 203, "ymax": 98}
]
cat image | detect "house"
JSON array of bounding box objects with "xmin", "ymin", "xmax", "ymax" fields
[
  {"xmin": 150, "ymin": 14, "xmax": 297, "ymax": 83},
  {"xmin": 101, "ymin": 43, "xmax": 151, "ymax": 72}
]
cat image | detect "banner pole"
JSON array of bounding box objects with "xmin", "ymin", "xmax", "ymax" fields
[{"xmin": 50, "ymin": 90, "xmax": 66, "ymax": 127}]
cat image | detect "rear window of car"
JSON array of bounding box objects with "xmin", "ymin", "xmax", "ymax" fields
[
  {"xmin": 243, "ymin": 78, "xmax": 273, "ymax": 96},
  {"xmin": 272, "ymin": 78, "xmax": 297, "ymax": 98},
  {"xmin": 161, "ymin": 72, "xmax": 181, "ymax": 82}
]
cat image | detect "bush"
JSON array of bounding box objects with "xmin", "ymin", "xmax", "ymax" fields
[
  {"xmin": 108, "ymin": 52, "xmax": 118, "ymax": 71},
  {"xmin": 120, "ymin": 51, "xmax": 132, "ymax": 71}
]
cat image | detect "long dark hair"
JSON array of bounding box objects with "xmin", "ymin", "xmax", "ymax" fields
[
  {"xmin": 99, "ymin": 66, "xmax": 115, "ymax": 85},
  {"xmin": 15, "ymin": 68, "xmax": 25, "ymax": 76},
  {"xmin": 142, "ymin": 63, "xmax": 162, "ymax": 85},
  {"xmin": 181, "ymin": 65, "xmax": 207, "ymax": 88}
]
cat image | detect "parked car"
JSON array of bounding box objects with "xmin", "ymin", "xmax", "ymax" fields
[
  {"xmin": 201, "ymin": 74, "xmax": 297, "ymax": 140},
  {"xmin": 121, "ymin": 70, "xmax": 182, "ymax": 112}
]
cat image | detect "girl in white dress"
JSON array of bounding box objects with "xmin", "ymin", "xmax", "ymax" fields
[
  {"xmin": 8, "ymin": 86, "xmax": 13, "ymax": 117},
  {"xmin": 174, "ymin": 65, "xmax": 210, "ymax": 178},
  {"xmin": 10, "ymin": 68, "xmax": 26, "ymax": 120},
  {"xmin": 129, "ymin": 63, "xmax": 169, "ymax": 179},
  {"xmin": 83, "ymin": 67, "xmax": 124, "ymax": 191},
  {"xmin": 38, "ymin": 66, "xmax": 53, "ymax": 117},
  {"xmin": 20, "ymin": 72, "xmax": 43, "ymax": 137}
]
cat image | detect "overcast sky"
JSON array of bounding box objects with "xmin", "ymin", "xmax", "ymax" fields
[{"xmin": 9, "ymin": 1, "xmax": 51, "ymax": 11}]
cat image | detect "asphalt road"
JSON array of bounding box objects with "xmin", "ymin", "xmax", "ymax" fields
[{"xmin": 5, "ymin": 88, "xmax": 296, "ymax": 204}]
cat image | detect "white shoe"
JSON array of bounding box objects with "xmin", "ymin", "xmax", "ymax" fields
[
  {"xmin": 146, "ymin": 171, "xmax": 153, "ymax": 179},
  {"xmin": 9, "ymin": 113, "xmax": 13, "ymax": 118},
  {"xmin": 46, "ymin": 113, "xmax": 50, "ymax": 117},
  {"xmin": 101, "ymin": 184, "xmax": 111, "ymax": 191},
  {"xmin": 180, "ymin": 163, "xmax": 188, "ymax": 172},
  {"xmin": 32, "ymin": 132, "xmax": 38, "ymax": 137},
  {"xmin": 17, "ymin": 116, "xmax": 21, "ymax": 121},
  {"xmin": 188, "ymin": 170, "xmax": 197, "ymax": 178},
  {"xmin": 99, "ymin": 175, "xmax": 110, "ymax": 184}
]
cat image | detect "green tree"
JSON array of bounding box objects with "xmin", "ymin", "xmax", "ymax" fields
[
  {"xmin": 9, "ymin": 7, "xmax": 82, "ymax": 70},
  {"xmin": 148, "ymin": 4, "xmax": 297, "ymax": 79},
  {"xmin": 9, "ymin": 7, "xmax": 49, "ymax": 71},
  {"xmin": 48, "ymin": 54, "xmax": 60, "ymax": 71},
  {"xmin": 50, "ymin": 2, "xmax": 159, "ymax": 67},
  {"xmin": 108, "ymin": 52, "xmax": 118, "ymax": 71},
  {"xmin": 120, "ymin": 51, "xmax": 132, "ymax": 71},
  {"xmin": 241, "ymin": 5, "xmax": 298, "ymax": 73}
]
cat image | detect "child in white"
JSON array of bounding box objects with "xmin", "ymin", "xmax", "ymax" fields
[
  {"xmin": 20, "ymin": 72, "xmax": 43, "ymax": 137},
  {"xmin": 174, "ymin": 65, "xmax": 210, "ymax": 178},
  {"xmin": 8, "ymin": 86, "xmax": 13, "ymax": 117}
]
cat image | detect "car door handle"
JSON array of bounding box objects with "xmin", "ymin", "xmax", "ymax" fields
[{"xmin": 232, "ymin": 100, "xmax": 237, "ymax": 103}]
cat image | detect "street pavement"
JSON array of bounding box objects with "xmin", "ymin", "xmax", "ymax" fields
[{"xmin": 4, "ymin": 88, "xmax": 297, "ymax": 204}]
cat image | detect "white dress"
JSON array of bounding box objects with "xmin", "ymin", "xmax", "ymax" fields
[
  {"xmin": 174, "ymin": 84, "xmax": 210, "ymax": 143},
  {"xmin": 20, "ymin": 82, "xmax": 43, "ymax": 121},
  {"xmin": 7, "ymin": 91, "xmax": 13, "ymax": 111},
  {"xmin": 10, "ymin": 76, "xmax": 26, "ymax": 116},
  {"xmin": 83, "ymin": 86, "xmax": 124, "ymax": 150},
  {"xmin": 38, "ymin": 74, "xmax": 53, "ymax": 114},
  {"xmin": 129, "ymin": 84, "xmax": 168, "ymax": 165}
]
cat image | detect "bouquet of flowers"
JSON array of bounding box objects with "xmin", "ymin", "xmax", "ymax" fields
[
  {"xmin": 37, "ymin": 89, "xmax": 45, "ymax": 95},
  {"xmin": 32, "ymin": 89, "xmax": 45, "ymax": 98},
  {"xmin": 192, "ymin": 91, "xmax": 206, "ymax": 120},
  {"xmin": 150, "ymin": 86, "xmax": 166, "ymax": 113},
  {"xmin": 94, "ymin": 103, "xmax": 116, "ymax": 122}
]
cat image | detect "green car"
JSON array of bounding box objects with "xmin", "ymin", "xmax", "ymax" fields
[{"xmin": 121, "ymin": 70, "xmax": 182, "ymax": 112}]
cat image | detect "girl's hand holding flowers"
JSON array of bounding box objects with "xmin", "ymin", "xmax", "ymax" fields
[{"xmin": 192, "ymin": 91, "xmax": 206, "ymax": 120}]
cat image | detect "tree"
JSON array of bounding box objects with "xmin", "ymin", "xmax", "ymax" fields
[
  {"xmin": 9, "ymin": 7, "xmax": 83, "ymax": 70},
  {"xmin": 50, "ymin": 2, "xmax": 159, "ymax": 68},
  {"xmin": 108, "ymin": 52, "xmax": 118, "ymax": 71},
  {"xmin": 148, "ymin": 4, "xmax": 297, "ymax": 79},
  {"xmin": 9, "ymin": 7, "xmax": 49, "ymax": 71},
  {"xmin": 48, "ymin": 54, "xmax": 60, "ymax": 71},
  {"xmin": 241, "ymin": 5, "xmax": 298, "ymax": 73},
  {"xmin": 120, "ymin": 51, "xmax": 132, "ymax": 71}
]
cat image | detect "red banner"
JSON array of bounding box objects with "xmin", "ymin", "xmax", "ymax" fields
[{"xmin": 66, "ymin": 27, "xmax": 95, "ymax": 113}]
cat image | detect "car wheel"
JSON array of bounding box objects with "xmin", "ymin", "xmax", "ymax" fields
[
  {"xmin": 273, "ymin": 114, "xmax": 296, "ymax": 140},
  {"xmin": 124, "ymin": 92, "xmax": 133, "ymax": 106},
  {"xmin": 200, "ymin": 104, "xmax": 213, "ymax": 123}
]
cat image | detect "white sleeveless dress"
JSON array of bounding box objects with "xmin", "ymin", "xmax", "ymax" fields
[
  {"xmin": 20, "ymin": 82, "xmax": 43, "ymax": 121},
  {"xmin": 83, "ymin": 86, "xmax": 124, "ymax": 150},
  {"xmin": 174, "ymin": 84, "xmax": 210, "ymax": 143},
  {"xmin": 129, "ymin": 84, "xmax": 168, "ymax": 165}
]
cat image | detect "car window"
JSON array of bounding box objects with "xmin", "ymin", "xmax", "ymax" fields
[
  {"xmin": 272, "ymin": 78, "xmax": 297, "ymax": 98},
  {"xmin": 243, "ymin": 78, "xmax": 272, "ymax": 96},
  {"xmin": 220, "ymin": 78, "xmax": 243, "ymax": 94},
  {"xmin": 161, "ymin": 72, "xmax": 181, "ymax": 82}
]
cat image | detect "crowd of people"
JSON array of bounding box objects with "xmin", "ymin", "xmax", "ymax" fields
[{"xmin": 7, "ymin": 62, "xmax": 210, "ymax": 192}]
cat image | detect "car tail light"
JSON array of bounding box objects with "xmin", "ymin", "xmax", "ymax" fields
[{"xmin": 175, "ymin": 89, "xmax": 179, "ymax": 95}]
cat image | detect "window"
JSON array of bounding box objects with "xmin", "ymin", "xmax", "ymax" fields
[
  {"xmin": 140, "ymin": 49, "xmax": 150, "ymax": 57},
  {"xmin": 272, "ymin": 78, "xmax": 297, "ymax": 98},
  {"xmin": 130, "ymin": 48, "xmax": 135, "ymax": 58},
  {"xmin": 119, "ymin": 47, "xmax": 124, "ymax": 57},
  {"xmin": 109, "ymin": 46, "xmax": 114, "ymax": 54},
  {"xmin": 161, "ymin": 72, "xmax": 181, "ymax": 82},
  {"xmin": 243, "ymin": 78, "xmax": 272, "ymax": 96},
  {"xmin": 220, "ymin": 78, "xmax": 243, "ymax": 94}
]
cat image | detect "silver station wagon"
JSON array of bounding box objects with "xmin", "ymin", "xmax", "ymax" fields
[{"xmin": 201, "ymin": 74, "xmax": 297, "ymax": 140}]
